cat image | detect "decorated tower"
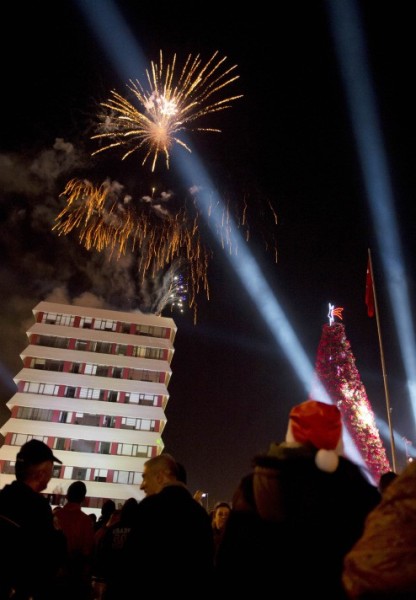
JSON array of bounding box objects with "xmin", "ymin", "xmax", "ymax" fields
[{"xmin": 312, "ymin": 304, "xmax": 390, "ymax": 483}]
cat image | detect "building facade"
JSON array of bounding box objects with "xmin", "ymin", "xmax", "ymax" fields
[{"xmin": 0, "ymin": 301, "xmax": 176, "ymax": 509}]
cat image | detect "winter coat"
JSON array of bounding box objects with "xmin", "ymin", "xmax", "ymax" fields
[
  {"xmin": 216, "ymin": 443, "xmax": 380, "ymax": 599},
  {"xmin": 343, "ymin": 460, "xmax": 416, "ymax": 599}
]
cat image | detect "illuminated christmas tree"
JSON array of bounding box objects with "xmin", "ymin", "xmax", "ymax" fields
[{"xmin": 312, "ymin": 306, "xmax": 390, "ymax": 483}]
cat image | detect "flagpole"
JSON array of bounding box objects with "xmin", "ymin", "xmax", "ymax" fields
[{"xmin": 368, "ymin": 248, "xmax": 397, "ymax": 472}]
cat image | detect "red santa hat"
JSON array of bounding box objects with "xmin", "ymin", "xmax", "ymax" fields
[{"xmin": 286, "ymin": 399, "xmax": 343, "ymax": 472}]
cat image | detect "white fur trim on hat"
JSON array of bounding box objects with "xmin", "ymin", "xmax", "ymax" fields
[{"xmin": 315, "ymin": 449, "xmax": 339, "ymax": 473}]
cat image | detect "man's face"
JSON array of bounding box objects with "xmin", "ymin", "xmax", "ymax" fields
[
  {"xmin": 35, "ymin": 460, "xmax": 54, "ymax": 492},
  {"xmin": 140, "ymin": 465, "xmax": 163, "ymax": 496}
]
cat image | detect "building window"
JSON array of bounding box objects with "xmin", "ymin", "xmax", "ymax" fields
[
  {"xmin": 118, "ymin": 444, "xmax": 133, "ymax": 456},
  {"xmin": 73, "ymin": 468, "xmax": 88, "ymax": 480},
  {"xmin": 114, "ymin": 471, "xmax": 129, "ymax": 484},
  {"xmin": 75, "ymin": 340, "xmax": 87, "ymax": 351},
  {"xmin": 55, "ymin": 438, "xmax": 66, "ymax": 450},
  {"xmin": 103, "ymin": 416, "xmax": 116, "ymax": 428},
  {"xmin": 59, "ymin": 411, "xmax": 69, "ymax": 423},
  {"xmin": 56, "ymin": 314, "xmax": 74, "ymax": 326},
  {"xmin": 80, "ymin": 317, "xmax": 93, "ymax": 329},
  {"xmin": 137, "ymin": 445, "xmax": 151, "ymax": 457},
  {"xmin": 121, "ymin": 417, "xmax": 136, "ymax": 430},
  {"xmin": 94, "ymin": 469, "xmax": 108, "ymax": 482},
  {"xmin": 98, "ymin": 442, "xmax": 111, "ymax": 455},
  {"xmin": 32, "ymin": 358, "xmax": 46, "ymax": 370},
  {"xmin": 71, "ymin": 439, "xmax": 95, "ymax": 453},
  {"xmin": 96, "ymin": 342, "xmax": 111, "ymax": 353},
  {"xmin": 43, "ymin": 312, "xmax": 57, "ymax": 324},
  {"xmin": 108, "ymin": 391, "xmax": 118, "ymax": 403},
  {"xmin": 113, "ymin": 368, "xmax": 122, "ymax": 379},
  {"xmin": 79, "ymin": 388, "xmax": 100, "ymax": 399}
]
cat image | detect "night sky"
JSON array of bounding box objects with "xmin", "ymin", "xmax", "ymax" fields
[{"xmin": 1, "ymin": 1, "xmax": 416, "ymax": 505}]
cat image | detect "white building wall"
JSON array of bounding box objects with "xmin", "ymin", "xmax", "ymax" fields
[{"xmin": 0, "ymin": 301, "xmax": 176, "ymax": 509}]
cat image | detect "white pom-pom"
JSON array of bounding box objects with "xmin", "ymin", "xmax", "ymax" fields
[{"xmin": 315, "ymin": 449, "xmax": 339, "ymax": 473}]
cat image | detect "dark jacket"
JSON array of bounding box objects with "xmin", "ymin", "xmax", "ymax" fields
[
  {"xmin": 94, "ymin": 499, "xmax": 137, "ymax": 600},
  {"xmin": 123, "ymin": 483, "xmax": 214, "ymax": 597},
  {"xmin": 216, "ymin": 444, "xmax": 381, "ymax": 599},
  {"xmin": 0, "ymin": 480, "xmax": 66, "ymax": 599}
]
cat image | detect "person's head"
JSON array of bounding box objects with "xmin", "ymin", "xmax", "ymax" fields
[
  {"xmin": 285, "ymin": 399, "xmax": 343, "ymax": 472},
  {"xmin": 66, "ymin": 480, "xmax": 87, "ymax": 504},
  {"xmin": 100, "ymin": 499, "xmax": 116, "ymax": 521},
  {"xmin": 212, "ymin": 502, "xmax": 231, "ymax": 531},
  {"xmin": 106, "ymin": 509, "xmax": 122, "ymax": 527},
  {"xmin": 140, "ymin": 453, "xmax": 181, "ymax": 496},
  {"xmin": 119, "ymin": 497, "xmax": 138, "ymax": 524},
  {"xmin": 15, "ymin": 439, "xmax": 62, "ymax": 492}
]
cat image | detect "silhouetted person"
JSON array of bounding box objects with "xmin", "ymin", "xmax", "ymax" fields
[
  {"xmin": 216, "ymin": 399, "xmax": 381, "ymax": 599},
  {"xmin": 0, "ymin": 439, "xmax": 66, "ymax": 599},
  {"xmin": 122, "ymin": 454, "xmax": 214, "ymax": 597},
  {"xmin": 54, "ymin": 480, "xmax": 95, "ymax": 600},
  {"xmin": 95, "ymin": 497, "xmax": 138, "ymax": 600},
  {"xmin": 211, "ymin": 501, "xmax": 231, "ymax": 564},
  {"xmin": 94, "ymin": 499, "xmax": 116, "ymax": 532}
]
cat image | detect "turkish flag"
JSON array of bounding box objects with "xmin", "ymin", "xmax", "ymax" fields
[{"xmin": 365, "ymin": 258, "xmax": 375, "ymax": 317}]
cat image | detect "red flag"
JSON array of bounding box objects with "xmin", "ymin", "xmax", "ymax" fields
[{"xmin": 365, "ymin": 258, "xmax": 375, "ymax": 317}]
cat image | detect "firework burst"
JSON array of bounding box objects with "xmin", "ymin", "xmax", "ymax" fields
[
  {"xmin": 54, "ymin": 178, "xmax": 278, "ymax": 321},
  {"xmin": 91, "ymin": 50, "xmax": 243, "ymax": 171},
  {"xmin": 54, "ymin": 178, "xmax": 213, "ymax": 321}
]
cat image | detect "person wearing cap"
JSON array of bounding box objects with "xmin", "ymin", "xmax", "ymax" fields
[
  {"xmin": 0, "ymin": 439, "xmax": 67, "ymax": 599},
  {"xmin": 215, "ymin": 399, "xmax": 381, "ymax": 599}
]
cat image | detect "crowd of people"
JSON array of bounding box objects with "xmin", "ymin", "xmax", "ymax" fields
[{"xmin": 1, "ymin": 398, "xmax": 415, "ymax": 599}]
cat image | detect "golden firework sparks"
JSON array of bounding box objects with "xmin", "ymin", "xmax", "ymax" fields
[
  {"xmin": 91, "ymin": 50, "xmax": 243, "ymax": 171},
  {"xmin": 54, "ymin": 178, "xmax": 278, "ymax": 321},
  {"xmin": 54, "ymin": 178, "xmax": 213, "ymax": 321}
]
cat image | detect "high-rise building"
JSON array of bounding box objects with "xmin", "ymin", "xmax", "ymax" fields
[{"xmin": 0, "ymin": 301, "xmax": 176, "ymax": 509}]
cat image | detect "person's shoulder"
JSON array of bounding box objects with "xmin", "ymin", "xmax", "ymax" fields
[
  {"xmin": 159, "ymin": 483, "xmax": 193, "ymax": 501},
  {"xmin": 0, "ymin": 480, "xmax": 40, "ymax": 504},
  {"xmin": 71, "ymin": 506, "xmax": 96, "ymax": 528},
  {"xmin": 0, "ymin": 482, "xmax": 12, "ymax": 501},
  {"xmin": 134, "ymin": 493, "xmax": 158, "ymax": 515},
  {"xmin": 0, "ymin": 480, "xmax": 22, "ymax": 495},
  {"xmin": 337, "ymin": 457, "xmax": 381, "ymax": 500}
]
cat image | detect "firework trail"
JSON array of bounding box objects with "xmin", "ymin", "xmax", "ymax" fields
[
  {"xmin": 91, "ymin": 50, "xmax": 243, "ymax": 171},
  {"xmin": 54, "ymin": 178, "xmax": 214, "ymax": 322},
  {"xmin": 139, "ymin": 259, "xmax": 188, "ymax": 317},
  {"xmin": 54, "ymin": 177, "xmax": 279, "ymax": 321}
]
